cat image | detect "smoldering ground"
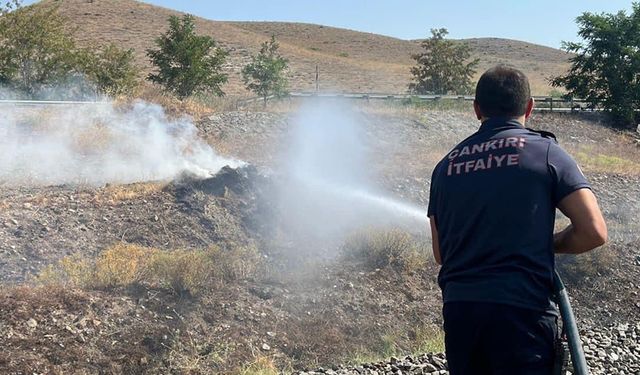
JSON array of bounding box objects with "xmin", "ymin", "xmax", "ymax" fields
[{"xmin": 0, "ymin": 100, "xmax": 243, "ymax": 186}]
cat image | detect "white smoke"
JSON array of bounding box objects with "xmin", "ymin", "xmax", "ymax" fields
[
  {"xmin": 0, "ymin": 100, "xmax": 243, "ymax": 186},
  {"xmin": 277, "ymin": 99, "xmax": 428, "ymax": 243}
]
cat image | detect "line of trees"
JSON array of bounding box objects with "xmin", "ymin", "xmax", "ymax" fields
[
  {"xmin": 0, "ymin": 2, "xmax": 289, "ymax": 103},
  {"xmin": 145, "ymin": 15, "xmax": 289, "ymax": 104},
  {"xmin": 409, "ymin": 6, "xmax": 640, "ymax": 129},
  {"xmin": 3, "ymin": 1, "xmax": 639, "ymax": 126}
]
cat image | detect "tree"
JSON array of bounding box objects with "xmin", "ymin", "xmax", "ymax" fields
[
  {"xmin": 0, "ymin": 2, "xmax": 78, "ymax": 95},
  {"xmin": 0, "ymin": 0, "xmax": 20, "ymax": 16},
  {"xmin": 409, "ymin": 28, "xmax": 478, "ymax": 95},
  {"xmin": 0, "ymin": 1, "xmax": 139, "ymax": 98},
  {"xmin": 551, "ymin": 4, "xmax": 640, "ymax": 127},
  {"xmin": 241, "ymin": 36, "xmax": 289, "ymax": 106},
  {"xmin": 147, "ymin": 14, "xmax": 228, "ymax": 99},
  {"xmin": 78, "ymin": 44, "xmax": 139, "ymax": 96}
]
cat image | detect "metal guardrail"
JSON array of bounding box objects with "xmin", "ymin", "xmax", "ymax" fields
[
  {"xmin": 0, "ymin": 100, "xmax": 107, "ymax": 107},
  {"xmin": 0, "ymin": 96, "xmax": 601, "ymax": 113},
  {"xmin": 238, "ymin": 92, "xmax": 600, "ymax": 112}
]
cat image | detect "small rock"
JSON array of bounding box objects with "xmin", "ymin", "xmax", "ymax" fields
[
  {"xmin": 26, "ymin": 318, "xmax": 37, "ymax": 328},
  {"xmin": 261, "ymin": 343, "xmax": 271, "ymax": 351}
]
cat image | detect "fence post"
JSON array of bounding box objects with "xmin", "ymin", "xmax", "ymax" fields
[{"xmin": 550, "ymin": 97, "xmax": 553, "ymax": 112}]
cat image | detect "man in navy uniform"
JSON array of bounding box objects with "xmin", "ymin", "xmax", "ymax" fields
[{"xmin": 428, "ymin": 65, "xmax": 607, "ymax": 374}]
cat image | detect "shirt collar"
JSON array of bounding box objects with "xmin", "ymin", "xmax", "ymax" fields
[{"xmin": 478, "ymin": 117, "xmax": 525, "ymax": 133}]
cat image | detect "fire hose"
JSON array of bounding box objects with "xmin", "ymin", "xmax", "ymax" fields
[{"xmin": 553, "ymin": 269, "xmax": 589, "ymax": 375}]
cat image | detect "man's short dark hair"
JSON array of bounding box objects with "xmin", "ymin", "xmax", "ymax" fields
[{"xmin": 475, "ymin": 65, "xmax": 531, "ymax": 118}]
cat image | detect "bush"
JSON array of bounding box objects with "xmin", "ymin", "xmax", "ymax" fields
[
  {"xmin": 149, "ymin": 248, "xmax": 216, "ymax": 295},
  {"xmin": 342, "ymin": 228, "xmax": 429, "ymax": 271},
  {"xmin": 37, "ymin": 243, "xmax": 261, "ymax": 296},
  {"xmin": 94, "ymin": 244, "xmax": 157, "ymax": 287},
  {"xmin": 233, "ymin": 356, "xmax": 282, "ymax": 375},
  {"xmin": 348, "ymin": 325, "xmax": 444, "ymax": 365},
  {"xmin": 412, "ymin": 325, "xmax": 445, "ymax": 354},
  {"xmin": 78, "ymin": 44, "xmax": 139, "ymax": 97}
]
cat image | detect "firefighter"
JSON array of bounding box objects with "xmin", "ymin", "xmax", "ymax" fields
[{"xmin": 428, "ymin": 65, "xmax": 607, "ymax": 374}]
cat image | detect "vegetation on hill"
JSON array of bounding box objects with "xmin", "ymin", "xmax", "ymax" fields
[
  {"xmin": 77, "ymin": 43, "xmax": 139, "ymax": 96},
  {"xmin": 35, "ymin": 0, "xmax": 569, "ymax": 96},
  {"xmin": 409, "ymin": 28, "xmax": 478, "ymax": 95},
  {"xmin": 241, "ymin": 35, "xmax": 289, "ymax": 106},
  {"xmin": 147, "ymin": 14, "xmax": 229, "ymax": 99},
  {"xmin": 0, "ymin": 0, "xmax": 138, "ymax": 98}
]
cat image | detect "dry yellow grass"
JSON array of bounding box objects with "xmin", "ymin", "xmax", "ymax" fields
[
  {"xmin": 233, "ymin": 356, "xmax": 286, "ymax": 375},
  {"xmin": 574, "ymin": 152, "xmax": 640, "ymax": 175},
  {"xmin": 135, "ymin": 85, "xmax": 220, "ymax": 118},
  {"xmin": 40, "ymin": 0, "xmax": 569, "ymax": 96},
  {"xmin": 565, "ymin": 135, "xmax": 640, "ymax": 176},
  {"xmin": 37, "ymin": 242, "xmax": 261, "ymax": 295},
  {"xmin": 342, "ymin": 228, "xmax": 431, "ymax": 271},
  {"xmin": 347, "ymin": 324, "xmax": 445, "ymax": 366},
  {"xmin": 94, "ymin": 181, "xmax": 165, "ymax": 203}
]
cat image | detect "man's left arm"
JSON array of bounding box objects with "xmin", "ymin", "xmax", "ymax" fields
[
  {"xmin": 430, "ymin": 216, "xmax": 442, "ymax": 265},
  {"xmin": 428, "ymin": 165, "xmax": 442, "ymax": 265}
]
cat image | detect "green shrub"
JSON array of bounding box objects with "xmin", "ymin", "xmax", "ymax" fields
[
  {"xmin": 241, "ymin": 36, "xmax": 289, "ymax": 107},
  {"xmin": 147, "ymin": 14, "xmax": 228, "ymax": 99},
  {"xmin": 78, "ymin": 44, "xmax": 140, "ymax": 96},
  {"xmin": 551, "ymin": 4, "xmax": 640, "ymax": 127}
]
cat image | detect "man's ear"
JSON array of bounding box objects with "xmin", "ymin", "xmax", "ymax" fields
[
  {"xmin": 524, "ymin": 97, "xmax": 535, "ymax": 119},
  {"xmin": 473, "ymin": 100, "xmax": 483, "ymax": 120}
]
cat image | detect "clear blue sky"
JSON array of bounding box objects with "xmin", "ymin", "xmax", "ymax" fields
[{"xmin": 27, "ymin": 0, "xmax": 635, "ymax": 48}]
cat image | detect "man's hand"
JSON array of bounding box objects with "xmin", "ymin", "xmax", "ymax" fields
[{"xmin": 554, "ymin": 188, "xmax": 607, "ymax": 254}]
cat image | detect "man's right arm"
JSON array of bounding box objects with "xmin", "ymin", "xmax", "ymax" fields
[{"xmin": 554, "ymin": 188, "xmax": 607, "ymax": 254}]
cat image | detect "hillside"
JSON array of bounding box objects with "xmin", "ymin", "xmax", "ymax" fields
[
  {"xmin": 1, "ymin": 105, "xmax": 638, "ymax": 373},
  {"xmin": 40, "ymin": 0, "xmax": 570, "ymax": 95}
]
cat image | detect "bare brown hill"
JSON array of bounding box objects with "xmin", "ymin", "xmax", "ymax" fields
[{"xmin": 43, "ymin": 0, "xmax": 569, "ymax": 95}]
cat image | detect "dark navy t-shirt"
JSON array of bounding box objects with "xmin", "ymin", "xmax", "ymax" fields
[{"xmin": 427, "ymin": 117, "xmax": 590, "ymax": 312}]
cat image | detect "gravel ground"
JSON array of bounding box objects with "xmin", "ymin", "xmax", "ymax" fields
[
  {"xmin": 0, "ymin": 108, "xmax": 637, "ymax": 373},
  {"xmin": 201, "ymin": 108, "xmax": 640, "ymax": 374},
  {"xmin": 296, "ymin": 322, "xmax": 640, "ymax": 374}
]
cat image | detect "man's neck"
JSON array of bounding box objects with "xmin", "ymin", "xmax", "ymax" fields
[{"xmin": 480, "ymin": 115, "xmax": 526, "ymax": 125}]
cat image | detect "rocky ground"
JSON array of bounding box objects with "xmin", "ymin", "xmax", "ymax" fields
[
  {"xmin": 296, "ymin": 322, "xmax": 640, "ymax": 374},
  {"xmin": 0, "ymin": 105, "xmax": 638, "ymax": 374}
]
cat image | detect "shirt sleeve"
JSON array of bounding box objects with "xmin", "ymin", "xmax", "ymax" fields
[
  {"xmin": 427, "ymin": 164, "xmax": 439, "ymax": 217},
  {"xmin": 547, "ymin": 141, "xmax": 591, "ymax": 205}
]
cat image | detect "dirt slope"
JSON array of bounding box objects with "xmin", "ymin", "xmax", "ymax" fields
[{"xmin": 38, "ymin": 0, "xmax": 569, "ymax": 95}]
